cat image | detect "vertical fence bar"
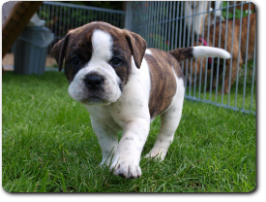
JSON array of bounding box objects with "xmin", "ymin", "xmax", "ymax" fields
[
  {"xmin": 221, "ymin": 2, "xmax": 230, "ymax": 105},
  {"xmin": 227, "ymin": 1, "xmax": 237, "ymax": 106},
  {"xmin": 156, "ymin": 1, "xmax": 163, "ymax": 49},
  {"xmin": 86, "ymin": 9, "xmax": 90, "ymax": 25},
  {"xmin": 114, "ymin": 12, "xmax": 116, "ymax": 26},
  {"xmin": 139, "ymin": 2, "xmax": 143, "ymax": 38},
  {"xmin": 70, "ymin": 7, "xmax": 73, "ymax": 30},
  {"xmin": 59, "ymin": 5, "xmax": 62, "ymax": 39},
  {"xmin": 162, "ymin": 1, "xmax": 165, "ymax": 51},
  {"xmin": 62, "ymin": 6, "xmax": 65, "ymax": 37},
  {"xmin": 209, "ymin": 2, "xmax": 217, "ymax": 100},
  {"xmin": 117, "ymin": 12, "xmax": 119, "ymax": 27},
  {"xmin": 204, "ymin": 2, "xmax": 211, "ymax": 101},
  {"xmin": 67, "ymin": 6, "xmax": 70, "ymax": 34},
  {"xmin": 79, "ymin": 7, "xmax": 82, "ymax": 26},
  {"xmin": 186, "ymin": 2, "xmax": 191, "ymax": 96},
  {"xmin": 142, "ymin": 1, "xmax": 145, "ymax": 37},
  {"xmin": 165, "ymin": 1, "xmax": 171, "ymax": 51},
  {"xmin": 109, "ymin": 10, "xmax": 113, "ymax": 27},
  {"xmin": 152, "ymin": 1, "xmax": 159, "ymax": 48},
  {"xmin": 178, "ymin": 2, "xmax": 183, "ymax": 49},
  {"xmin": 189, "ymin": 1, "xmax": 196, "ymax": 97},
  {"xmin": 242, "ymin": 3, "xmax": 251, "ymax": 111},
  {"xmin": 183, "ymin": 2, "xmax": 188, "ymax": 88},
  {"xmin": 234, "ymin": 2, "xmax": 244, "ymax": 109},
  {"xmin": 146, "ymin": 2, "xmax": 149, "ymax": 46},
  {"xmin": 148, "ymin": 2, "xmax": 151, "ymax": 47},
  {"xmin": 147, "ymin": 1, "xmax": 149, "ymax": 42},
  {"xmin": 193, "ymin": 1, "xmax": 201, "ymax": 98},
  {"xmin": 198, "ymin": 1, "xmax": 206, "ymax": 100},
  {"xmin": 158, "ymin": 1, "xmax": 163, "ymax": 49},
  {"xmin": 154, "ymin": 1, "xmax": 159, "ymax": 49},
  {"xmin": 151, "ymin": 1, "xmax": 156, "ymax": 48},
  {"xmin": 167, "ymin": 1, "xmax": 171, "ymax": 52},
  {"xmin": 149, "ymin": 1, "xmax": 153, "ymax": 48},
  {"xmin": 75, "ymin": 8, "xmax": 78, "ymax": 28},
  {"xmin": 146, "ymin": 1, "xmax": 149, "ymax": 42},
  {"xmin": 116, "ymin": 12, "xmax": 118, "ymax": 27},
  {"xmin": 215, "ymin": 3, "xmax": 223, "ymax": 102},
  {"xmin": 48, "ymin": 4, "xmax": 53, "ymax": 55},
  {"xmin": 171, "ymin": 1, "xmax": 176, "ymax": 51},
  {"xmin": 149, "ymin": 1, "xmax": 152, "ymax": 47},
  {"xmin": 55, "ymin": 5, "xmax": 59, "ymax": 40},
  {"xmin": 141, "ymin": 1, "xmax": 144, "ymax": 36},
  {"xmin": 143, "ymin": 2, "xmax": 147, "ymax": 42},
  {"xmin": 55, "ymin": 5, "xmax": 58, "ymax": 39},
  {"xmin": 116, "ymin": 12, "xmax": 119, "ymax": 27},
  {"xmin": 175, "ymin": 1, "xmax": 181, "ymax": 49},
  {"xmin": 250, "ymin": 29, "xmax": 256, "ymax": 112},
  {"xmin": 51, "ymin": 5, "xmax": 55, "ymax": 39},
  {"xmin": 163, "ymin": 1, "xmax": 167, "ymax": 51},
  {"xmin": 47, "ymin": 4, "xmax": 50, "ymax": 29}
]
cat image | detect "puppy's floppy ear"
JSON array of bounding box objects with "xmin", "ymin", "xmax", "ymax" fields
[
  {"xmin": 52, "ymin": 34, "xmax": 70, "ymax": 72},
  {"xmin": 123, "ymin": 29, "xmax": 147, "ymax": 69}
]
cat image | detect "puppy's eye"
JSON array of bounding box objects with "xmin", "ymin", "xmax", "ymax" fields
[
  {"xmin": 110, "ymin": 57, "xmax": 122, "ymax": 66},
  {"xmin": 71, "ymin": 57, "xmax": 81, "ymax": 65}
]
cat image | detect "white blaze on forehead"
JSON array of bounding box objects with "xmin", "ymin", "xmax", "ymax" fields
[{"xmin": 91, "ymin": 29, "xmax": 113, "ymax": 61}]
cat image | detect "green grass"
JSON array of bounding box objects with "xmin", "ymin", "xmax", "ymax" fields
[{"xmin": 2, "ymin": 71, "xmax": 256, "ymax": 192}]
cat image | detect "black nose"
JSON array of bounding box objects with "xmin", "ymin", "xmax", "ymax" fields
[{"xmin": 84, "ymin": 74, "xmax": 104, "ymax": 90}]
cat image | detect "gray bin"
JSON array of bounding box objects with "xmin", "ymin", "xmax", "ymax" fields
[{"xmin": 14, "ymin": 26, "xmax": 54, "ymax": 75}]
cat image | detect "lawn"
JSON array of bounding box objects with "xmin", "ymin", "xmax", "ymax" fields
[{"xmin": 2, "ymin": 71, "xmax": 256, "ymax": 192}]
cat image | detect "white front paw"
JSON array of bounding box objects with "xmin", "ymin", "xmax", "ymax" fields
[{"xmin": 110, "ymin": 161, "xmax": 142, "ymax": 179}]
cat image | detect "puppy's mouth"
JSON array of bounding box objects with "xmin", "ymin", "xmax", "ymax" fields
[
  {"xmin": 82, "ymin": 94, "xmax": 109, "ymax": 105},
  {"xmin": 87, "ymin": 94, "xmax": 102, "ymax": 101}
]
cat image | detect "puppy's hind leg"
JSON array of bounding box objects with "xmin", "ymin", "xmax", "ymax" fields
[{"xmin": 145, "ymin": 84, "xmax": 185, "ymax": 161}]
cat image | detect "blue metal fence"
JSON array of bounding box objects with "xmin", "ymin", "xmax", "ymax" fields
[
  {"xmin": 37, "ymin": 1, "xmax": 125, "ymax": 54},
  {"xmin": 126, "ymin": 1, "xmax": 256, "ymax": 115}
]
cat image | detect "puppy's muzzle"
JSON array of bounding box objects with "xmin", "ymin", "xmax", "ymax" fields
[{"xmin": 84, "ymin": 74, "xmax": 104, "ymax": 91}]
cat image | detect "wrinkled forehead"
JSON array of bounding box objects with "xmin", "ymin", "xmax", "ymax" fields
[{"xmin": 66, "ymin": 22, "xmax": 127, "ymax": 55}]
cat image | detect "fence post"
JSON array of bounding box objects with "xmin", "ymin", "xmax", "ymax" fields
[{"xmin": 124, "ymin": 1, "xmax": 132, "ymax": 30}]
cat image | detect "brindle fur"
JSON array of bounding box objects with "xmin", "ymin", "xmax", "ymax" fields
[{"xmin": 145, "ymin": 49, "xmax": 184, "ymax": 119}]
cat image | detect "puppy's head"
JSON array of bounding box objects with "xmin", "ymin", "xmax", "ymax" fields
[{"xmin": 52, "ymin": 22, "xmax": 147, "ymax": 105}]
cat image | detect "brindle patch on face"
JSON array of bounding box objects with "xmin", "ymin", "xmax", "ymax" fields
[
  {"xmin": 64, "ymin": 32, "xmax": 93, "ymax": 82},
  {"xmin": 145, "ymin": 49, "xmax": 184, "ymax": 119},
  {"xmin": 54, "ymin": 22, "xmax": 141, "ymax": 88}
]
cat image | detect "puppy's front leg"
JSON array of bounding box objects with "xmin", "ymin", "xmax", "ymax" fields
[
  {"xmin": 110, "ymin": 118, "xmax": 150, "ymax": 178},
  {"xmin": 91, "ymin": 118, "xmax": 118, "ymax": 166}
]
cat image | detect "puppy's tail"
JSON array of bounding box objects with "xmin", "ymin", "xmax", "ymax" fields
[{"xmin": 168, "ymin": 46, "xmax": 231, "ymax": 62}]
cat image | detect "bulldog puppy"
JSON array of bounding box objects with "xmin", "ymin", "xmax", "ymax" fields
[{"xmin": 52, "ymin": 22, "xmax": 230, "ymax": 179}]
